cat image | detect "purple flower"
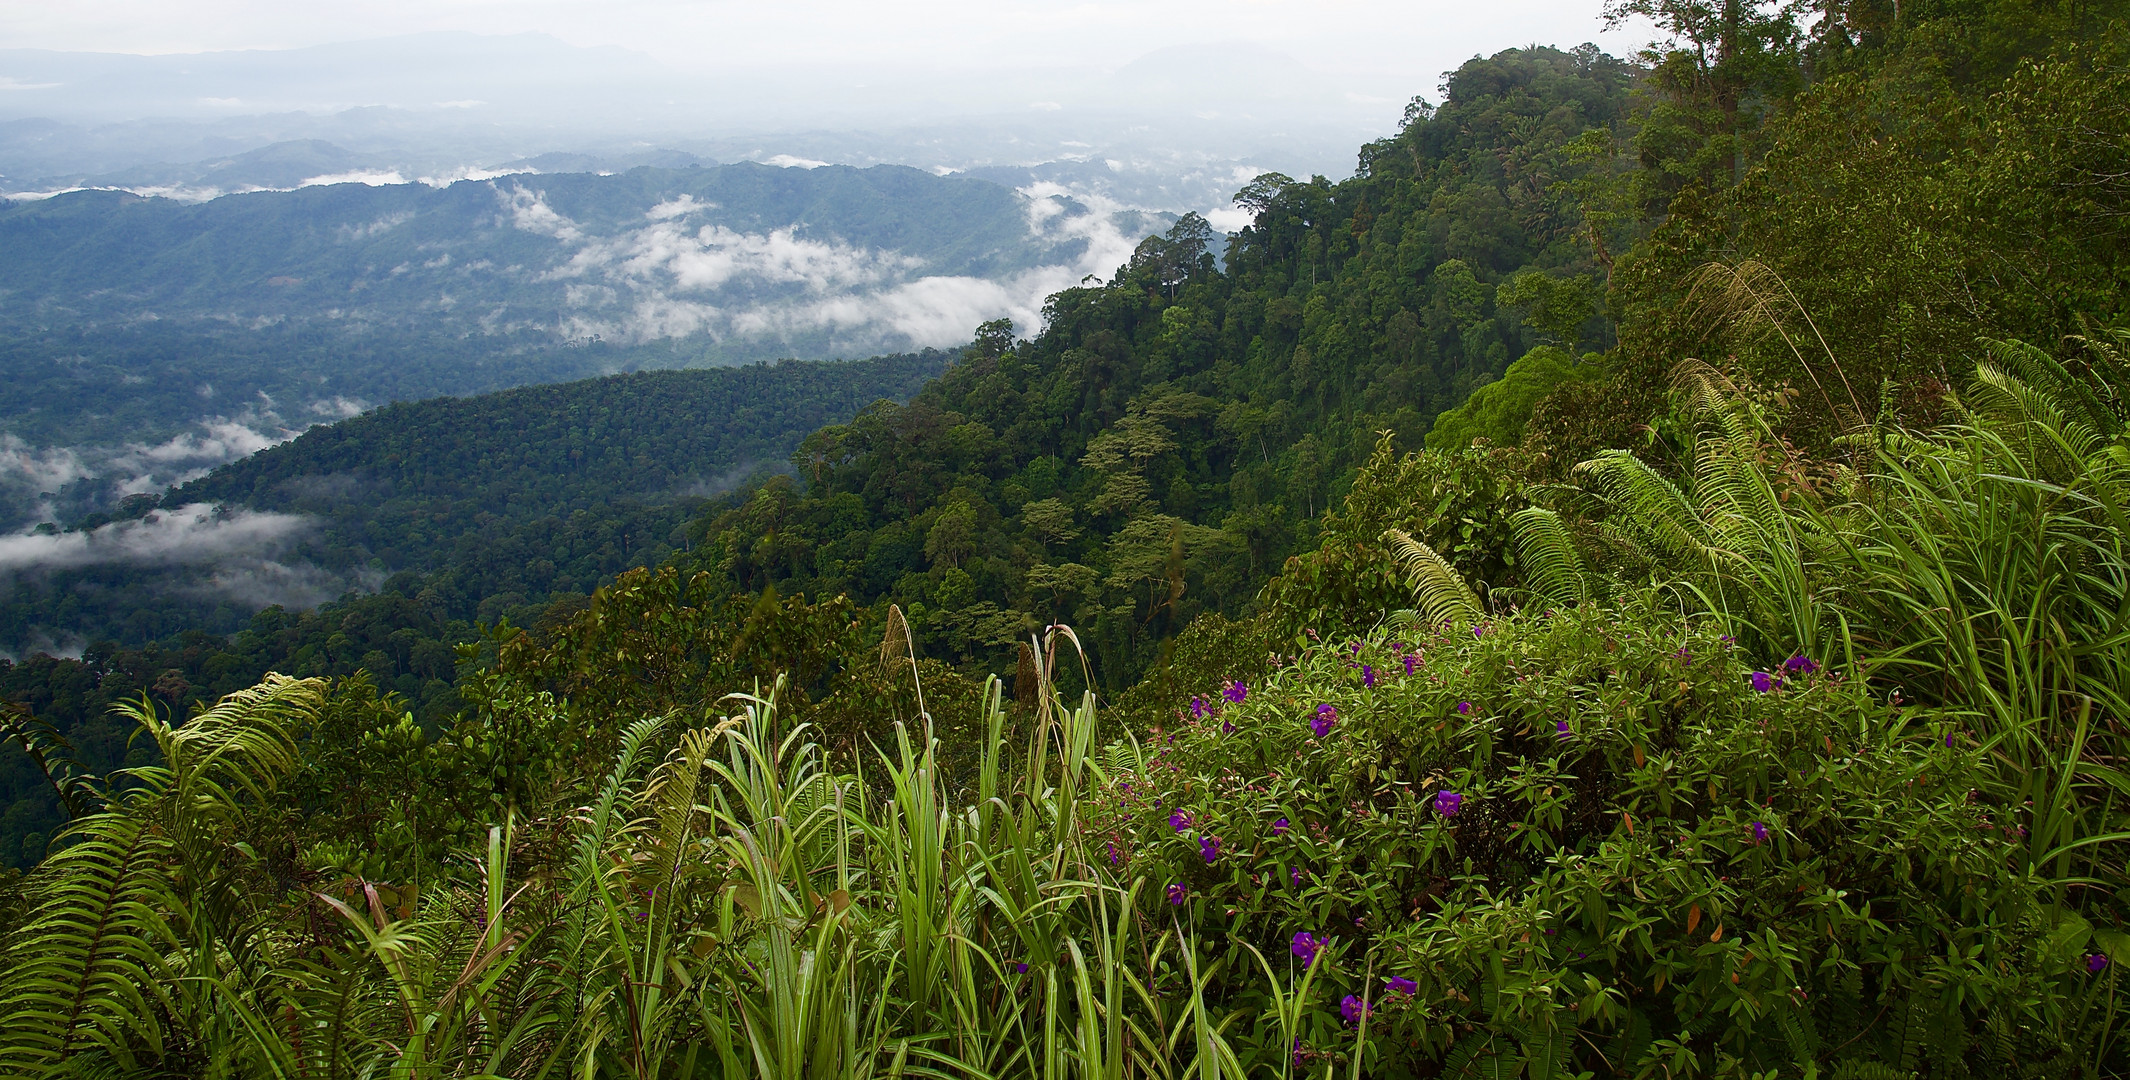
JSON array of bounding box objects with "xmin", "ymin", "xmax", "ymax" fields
[
  {"xmin": 1404, "ymin": 655, "xmax": 1417, "ymax": 675},
  {"xmin": 1189, "ymin": 696, "xmax": 1209, "ymax": 719},
  {"xmin": 1673, "ymin": 646, "xmax": 1692, "ymax": 661},
  {"xmin": 1310, "ymin": 703, "xmax": 1337, "ymax": 737},
  {"xmin": 1106, "ymin": 842, "xmax": 1119, "ymax": 866},
  {"xmin": 1555, "ymin": 719, "xmax": 1572, "ymax": 739},
  {"xmin": 1340, "ymin": 995, "xmax": 1370, "ymax": 1024},
  {"xmin": 1169, "ymin": 809, "xmax": 1193, "ymax": 833},
  {"xmin": 1221, "ymin": 719, "xmax": 1236, "ymax": 735},
  {"xmin": 1292, "ymin": 1038, "xmax": 1305, "ymax": 1067},
  {"xmin": 1200, "ymin": 836, "xmax": 1222, "ymax": 864},
  {"xmin": 1783, "ymin": 654, "xmax": 1820, "ymax": 676},
  {"xmin": 1290, "ymin": 931, "xmax": 1321, "ymax": 966},
  {"xmin": 1749, "ymin": 671, "xmax": 1780, "ymax": 693},
  {"xmin": 1271, "ymin": 817, "xmax": 1290, "ymax": 836},
  {"xmin": 1434, "ymin": 790, "xmax": 1464, "ymax": 818},
  {"xmin": 1013, "ymin": 962, "xmax": 1030, "ymax": 974},
  {"xmin": 1291, "ymin": 866, "xmax": 1304, "ymax": 887},
  {"xmin": 1223, "ymin": 680, "xmax": 1248, "ymax": 704},
  {"xmin": 1473, "ymin": 625, "xmax": 1486, "ymax": 639},
  {"xmin": 2090, "ymin": 952, "xmax": 2111, "ymax": 974},
  {"xmin": 1945, "ymin": 731, "xmax": 1957, "ymax": 748},
  {"xmin": 1385, "ymin": 975, "xmax": 1417, "ymax": 995},
  {"xmin": 1456, "ymin": 701, "xmax": 1473, "ymax": 715},
  {"xmin": 1751, "ymin": 821, "xmax": 1769, "ymax": 844},
  {"xmin": 1166, "ymin": 883, "xmax": 1187, "ymax": 905},
  {"xmin": 1362, "ymin": 664, "xmax": 1376, "ymax": 688}
]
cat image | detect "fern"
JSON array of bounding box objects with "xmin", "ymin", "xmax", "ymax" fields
[
  {"xmin": 0, "ymin": 675, "xmax": 325, "ymax": 1076},
  {"xmin": 1509, "ymin": 507, "xmax": 1593, "ymax": 606},
  {"xmin": 1778, "ymin": 1004, "xmax": 1820, "ymax": 1067},
  {"xmin": 0, "ymin": 703, "xmax": 104, "ymax": 825},
  {"xmin": 1384, "ymin": 528, "xmax": 1484, "ymax": 624},
  {"xmin": 1573, "ymin": 451, "xmax": 1734, "ymax": 570},
  {"xmin": 0, "ymin": 809, "xmax": 177, "ymax": 1074}
]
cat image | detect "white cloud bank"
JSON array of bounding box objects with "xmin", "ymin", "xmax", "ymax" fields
[
  {"xmin": 0, "ymin": 502, "xmax": 371, "ymax": 617},
  {"xmin": 0, "ymin": 503, "xmax": 310, "ymax": 574},
  {"xmin": 523, "ymin": 177, "xmax": 1145, "ymax": 350},
  {"xmin": 0, "ymin": 401, "xmax": 334, "ymax": 532}
]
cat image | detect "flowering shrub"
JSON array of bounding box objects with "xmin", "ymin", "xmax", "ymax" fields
[{"xmin": 1092, "ymin": 597, "xmax": 2125, "ymax": 1076}]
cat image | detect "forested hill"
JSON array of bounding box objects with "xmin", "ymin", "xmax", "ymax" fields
[
  {"xmin": 2, "ymin": 351, "xmax": 947, "ymax": 654},
  {"xmin": 168, "ymin": 350, "xmax": 951, "ymax": 597},
  {"xmin": 674, "ymin": 45, "xmax": 1640, "ymax": 685}
]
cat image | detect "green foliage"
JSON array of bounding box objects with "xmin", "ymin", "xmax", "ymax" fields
[
  {"xmin": 0, "ymin": 675, "xmax": 322, "ymax": 1076},
  {"xmin": 0, "ymin": 353, "xmax": 939, "ymax": 868},
  {"xmin": 1119, "ymin": 601, "xmax": 2115, "ymax": 1077},
  {"xmin": 1587, "ymin": 31, "xmax": 2130, "ymax": 454},
  {"xmin": 1426, "ymin": 346, "xmax": 1596, "ymax": 451}
]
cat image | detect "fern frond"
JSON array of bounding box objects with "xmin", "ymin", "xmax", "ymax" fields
[
  {"xmin": 1509, "ymin": 507, "xmax": 1592, "ymax": 606},
  {"xmin": 1986, "ymin": 335, "xmax": 2121, "ymax": 437},
  {"xmin": 1384, "ymin": 528, "xmax": 1483, "ymax": 624},
  {"xmin": 0, "ymin": 703, "xmax": 104, "ymax": 824},
  {"xmin": 0, "ymin": 674, "xmax": 325, "ymax": 1076},
  {"xmin": 1573, "ymin": 452, "xmax": 1737, "ymax": 569},
  {"xmin": 0, "ymin": 810, "xmax": 178, "ymax": 1074},
  {"xmin": 1975, "ymin": 363, "xmax": 2119, "ymax": 499}
]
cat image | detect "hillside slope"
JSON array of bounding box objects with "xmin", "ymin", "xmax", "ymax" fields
[{"xmin": 0, "ymin": 352, "xmax": 947, "ymax": 654}]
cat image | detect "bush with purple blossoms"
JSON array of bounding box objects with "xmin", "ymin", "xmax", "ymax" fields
[{"xmin": 1096, "ymin": 596, "xmax": 2125, "ymax": 1077}]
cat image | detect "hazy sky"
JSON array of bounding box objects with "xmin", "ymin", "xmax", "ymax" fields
[{"xmin": 2, "ymin": 0, "xmax": 1650, "ymax": 97}]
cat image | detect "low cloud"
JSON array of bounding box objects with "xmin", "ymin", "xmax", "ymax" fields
[
  {"xmin": 337, "ymin": 212, "xmax": 413, "ymax": 241},
  {"xmin": 0, "ymin": 409, "xmax": 307, "ymax": 531},
  {"xmin": 551, "ymin": 179, "xmax": 1145, "ymax": 349},
  {"xmin": 308, "ymin": 396, "xmax": 368, "ymax": 419},
  {"xmin": 299, "ymin": 170, "xmax": 409, "ymax": 188},
  {"xmin": 0, "ymin": 504, "xmax": 377, "ymax": 629},
  {"xmin": 549, "ymin": 205, "xmax": 921, "ymax": 296},
  {"xmin": 113, "ymin": 418, "xmax": 285, "ymax": 469},
  {"xmin": 0, "ymin": 503, "xmax": 312, "ymax": 575},
  {"xmin": 501, "ymin": 183, "xmax": 583, "ymax": 241},
  {"xmin": 0, "ymin": 632, "xmax": 87, "ymax": 664},
  {"xmin": 99, "ymin": 413, "xmax": 300, "ymax": 497},
  {"xmin": 0, "ymin": 435, "xmax": 93, "ymax": 492},
  {"xmin": 677, "ymin": 461, "xmax": 776, "ymax": 499},
  {"xmin": 199, "ymin": 559, "xmax": 379, "ymax": 610}
]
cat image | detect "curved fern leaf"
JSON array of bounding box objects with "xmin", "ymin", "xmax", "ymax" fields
[
  {"xmin": 0, "ymin": 674, "xmax": 324, "ymax": 1076},
  {"xmin": 1384, "ymin": 528, "xmax": 1483, "ymax": 624},
  {"xmin": 0, "ymin": 811, "xmax": 178, "ymax": 1074},
  {"xmin": 1509, "ymin": 507, "xmax": 1591, "ymax": 606}
]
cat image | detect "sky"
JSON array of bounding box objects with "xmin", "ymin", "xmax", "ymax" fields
[{"xmin": 1, "ymin": 0, "xmax": 1650, "ymax": 103}]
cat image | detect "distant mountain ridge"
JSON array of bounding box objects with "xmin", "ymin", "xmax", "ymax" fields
[{"xmin": 0, "ymin": 162, "xmax": 1157, "ymax": 358}]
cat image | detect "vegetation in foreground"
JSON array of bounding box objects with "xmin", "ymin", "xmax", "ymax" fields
[{"xmin": 0, "ymin": 331, "xmax": 2124, "ymax": 1077}]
